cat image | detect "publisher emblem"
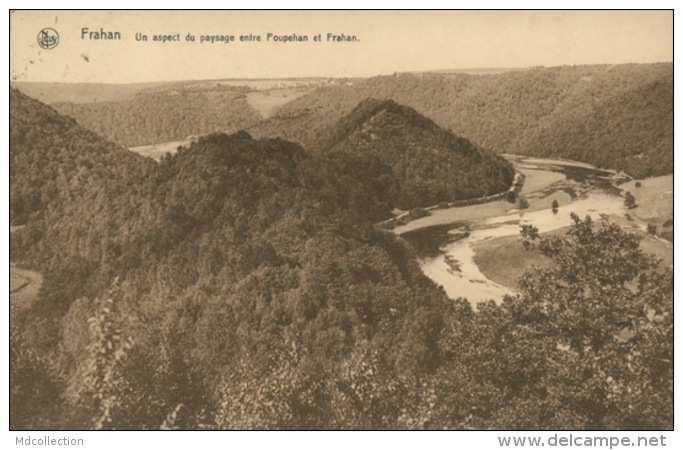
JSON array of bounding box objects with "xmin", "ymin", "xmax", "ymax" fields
[{"xmin": 37, "ymin": 28, "xmax": 59, "ymax": 49}]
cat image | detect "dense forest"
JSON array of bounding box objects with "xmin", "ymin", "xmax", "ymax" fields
[
  {"xmin": 318, "ymin": 99, "xmax": 514, "ymax": 209},
  {"xmin": 251, "ymin": 63, "xmax": 673, "ymax": 178},
  {"xmin": 9, "ymin": 87, "xmax": 155, "ymax": 226},
  {"xmin": 10, "ymin": 87, "xmax": 673, "ymax": 430},
  {"xmin": 52, "ymin": 85, "xmax": 262, "ymax": 147}
]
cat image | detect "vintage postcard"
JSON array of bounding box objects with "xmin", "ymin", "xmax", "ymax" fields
[{"xmin": 9, "ymin": 9, "xmax": 674, "ymax": 445}]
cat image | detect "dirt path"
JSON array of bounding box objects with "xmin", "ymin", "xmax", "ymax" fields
[{"xmin": 10, "ymin": 265, "xmax": 43, "ymax": 310}]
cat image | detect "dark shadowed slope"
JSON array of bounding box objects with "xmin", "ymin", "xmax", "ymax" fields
[
  {"xmin": 319, "ymin": 99, "xmax": 515, "ymax": 209},
  {"xmin": 11, "ymin": 109, "xmax": 453, "ymax": 429}
]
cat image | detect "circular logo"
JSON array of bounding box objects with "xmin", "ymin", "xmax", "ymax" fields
[{"xmin": 37, "ymin": 28, "xmax": 59, "ymax": 50}]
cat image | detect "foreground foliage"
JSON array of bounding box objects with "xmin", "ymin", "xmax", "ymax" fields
[{"xmin": 12, "ymin": 212, "xmax": 672, "ymax": 429}]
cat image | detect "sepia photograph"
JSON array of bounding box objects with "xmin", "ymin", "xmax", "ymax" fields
[{"xmin": 8, "ymin": 9, "xmax": 674, "ymax": 440}]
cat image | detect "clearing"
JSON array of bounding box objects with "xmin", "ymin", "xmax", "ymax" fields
[
  {"xmin": 620, "ymin": 175, "xmax": 673, "ymax": 224},
  {"xmin": 246, "ymin": 88, "xmax": 311, "ymax": 118},
  {"xmin": 471, "ymin": 232, "xmax": 557, "ymax": 289},
  {"xmin": 394, "ymin": 164, "xmax": 571, "ymax": 235},
  {"xmin": 518, "ymin": 168, "xmax": 566, "ymax": 194},
  {"xmin": 129, "ymin": 139, "xmax": 193, "ymax": 161}
]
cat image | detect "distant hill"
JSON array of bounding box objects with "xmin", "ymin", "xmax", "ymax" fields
[
  {"xmin": 12, "ymin": 78, "xmax": 334, "ymax": 146},
  {"xmin": 516, "ymin": 69, "xmax": 673, "ymax": 176},
  {"xmin": 414, "ymin": 67, "xmax": 524, "ymax": 75},
  {"xmin": 250, "ymin": 63, "xmax": 673, "ymax": 178},
  {"xmin": 49, "ymin": 85, "xmax": 263, "ymax": 147},
  {"xmin": 17, "ymin": 64, "xmax": 671, "ymax": 178},
  {"xmin": 10, "ymin": 81, "xmax": 183, "ymax": 103},
  {"xmin": 10, "ymin": 78, "xmax": 330, "ymax": 104},
  {"xmin": 320, "ymin": 99, "xmax": 515, "ymax": 209}
]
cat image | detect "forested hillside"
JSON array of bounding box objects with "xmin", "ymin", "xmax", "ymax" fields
[
  {"xmin": 30, "ymin": 64, "xmax": 673, "ymax": 177},
  {"xmin": 10, "ymin": 88, "xmax": 672, "ymax": 430},
  {"xmin": 11, "ymin": 90, "xmax": 450, "ymax": 429},
  {"xmin": 9, "ymin": 88, "xmax": 154, "ymax": 226},
  {"xmin": 319, "ymin": 99, "xmax": 514, "ymax": 209},
  {"xmin": 251, "ymin": 63, "xmax": 673, "ymax": 177},
  {"xmin": 52, "ymin": 85, "xmax": 262, "ymax": 147}
]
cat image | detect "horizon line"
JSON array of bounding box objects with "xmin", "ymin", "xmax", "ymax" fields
[{"xmin": 10, "ymin": 61, "xmax": 673, "ymax": 86}]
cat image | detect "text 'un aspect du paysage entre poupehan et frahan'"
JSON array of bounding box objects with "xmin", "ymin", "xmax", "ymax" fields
[{"xmin": 80, "ymin": 28, "xmax": 358, "ymax": 44}]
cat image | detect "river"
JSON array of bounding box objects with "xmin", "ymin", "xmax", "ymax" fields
[{"xmin": 401, "ymin": 157, "xmax": 668, "ymax": 306}]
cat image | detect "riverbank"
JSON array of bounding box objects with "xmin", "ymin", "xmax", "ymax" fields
[
  {"xmin": 470, "ymin": 173, "xmax": 672, "ymax": 292},
  {"xmin": 392, "ymin": 157, "xmax": 579, "ymax": 235},
  {"xmin": 403, "ymin": 157, "xmax": 671, "ymax": 306},
  {"xmin": 129, "ymin": 138, "xmax": 194, "ymax": 160}
]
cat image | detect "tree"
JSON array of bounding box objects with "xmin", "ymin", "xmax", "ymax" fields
[
  {"xmin": 506, "ymin": 190, "xmax": 517, "ymax": 203},
  {"xmin": 508, "ymin": 214, "xmax": 673, "ymax": 429},
  {"xmin": 422, "ymin": 215, "xmax": 671, "ymax": 430},
  {"xmin": 635, "ymin": 181, "xmax": 642, "ymax": 188},
  {"xmin": 71, "ymin": 280, "xmax": 133, "ymax": 430},
  {"xmin": 551, "ymin": 199, "xmax": 559, "ymax": 214},
  {"xmin": 624, "ymin": 191, "xmax": 637, "ymax": 209},
  {"xmin": 517, "ymin": 197, "xmax": 529, "ymax": 210},
  {"xmin": 647, "ymin": 223, "xmax": 657, "ymax": 236}
]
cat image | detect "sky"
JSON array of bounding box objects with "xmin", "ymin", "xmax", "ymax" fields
[{"xmin": 10, "ymin": 10, "xmax": 674, "ymax": 84}]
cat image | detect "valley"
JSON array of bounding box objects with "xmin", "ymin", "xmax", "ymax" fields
[
  {"xmin": 9, "ymin": 62, "xmax": 673, "ymax": 430},
  {"xmin": 126, "ymin": 135, "xmax": 676, "ymax": 309},
  {"xmin": 115, "ymin": 137, "xmax": 676, "ymax": 308}
]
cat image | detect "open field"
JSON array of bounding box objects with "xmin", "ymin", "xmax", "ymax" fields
[
  {"xmin": 418, "ymin": 67, "xmax": 524, "ymax": 75},
  {"xmin": 520, "ymin": 158, "xmax": 599, "ymax": 170},
  {"xmin": 12, "ymin": 78, "xmax": 334, "ymax": 104},
  {"xmin": 472, "ymin": 221, "xmax": 672, "ymax": 291},
  {"xmin": 129, "ymin": 139, "xmax": 193, "ymax": 160},
  {"xmin": 394, "ymin": 165, "xmax": 572, "ymax": 234},
  {"xmin": 394, "ymin": 200, "xmax": 511, "ymax": 234},
  {"xmin": 246, "ymin": 89, "xmax": 312, "ymax": 118},
  {"xmin": 210, "ymin": 78, "xmax": 333, "ymax": 89},
  {"xmin": 620, "ymin": 175, "xmax": 673, "ymax": 242},
  {"xmin": 522, "ymin": 191, "xmax": 573, "ymax": 213},
  {"xmin": 620, "ymin": 175, "xmax": 673, "ymax": 223},
  {"xmin": 471, "ymin": 231, "xmax": 558, "ymax": 289}
]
